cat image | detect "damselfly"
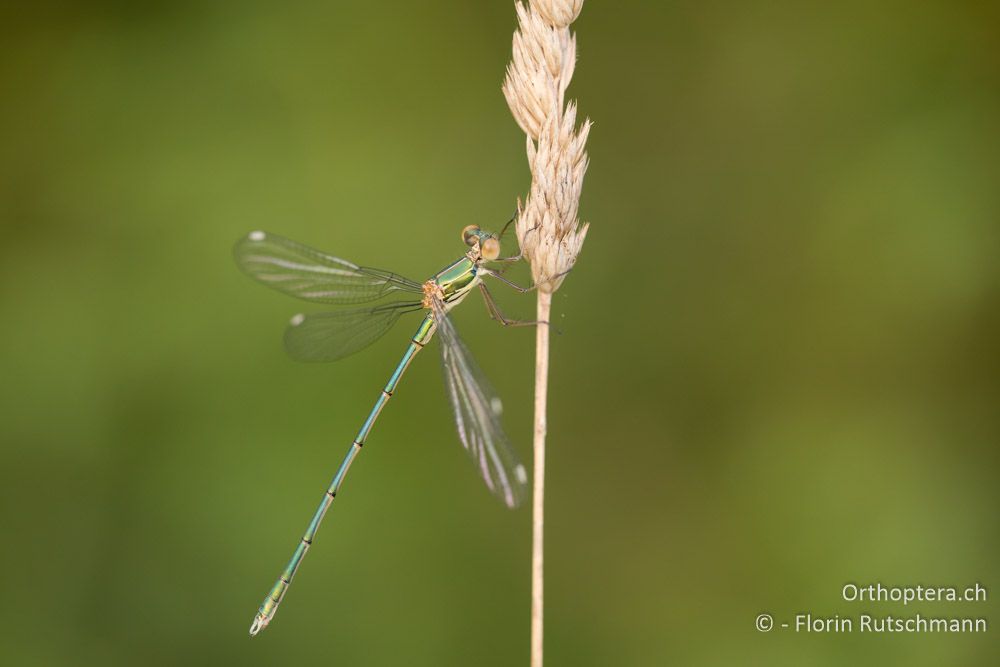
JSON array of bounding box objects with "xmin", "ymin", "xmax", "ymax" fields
[{"xmin": 235, "ymin": 223, "xmax": 535, "ymax": 636}]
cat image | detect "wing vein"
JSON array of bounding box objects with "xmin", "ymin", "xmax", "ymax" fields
[
  {"xmin": 432, "ymin": 297, "xmax": 527, "ymax": 508},
  {"xmin": 235, "ymin": 231, "xmax": 423, "ymax": 304}
]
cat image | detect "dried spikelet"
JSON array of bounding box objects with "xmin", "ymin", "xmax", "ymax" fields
[
  {"xmin": 530, "ymin": 0, "xmax": 584, "ymax": 28},
  {"xmin": 517, "ymin": 107, "xmax": 590, "ymax": 292},
  {"xmin": 503, "ymin": 4, "xmax": 577, "ymax": 139},
  {"xmin": 503, "ymin": 0, "xmax": 589, "ymax": 294}
]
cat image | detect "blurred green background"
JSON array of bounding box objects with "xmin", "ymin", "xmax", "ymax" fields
[{"xmin": 1, "ymin": 1, "xmax": 998, "ymax": 665}]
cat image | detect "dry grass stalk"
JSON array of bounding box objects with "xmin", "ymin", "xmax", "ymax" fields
[{"xmin": 502, "ymin": 2, "xmax": 590, "ymax": 665}]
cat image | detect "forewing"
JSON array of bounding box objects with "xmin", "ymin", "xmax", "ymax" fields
[
  {"xmin": 234, "ymin": 231, "xmax": 423, "ymax": 304},
  {"xmin": 431, "ymin": 298, "xmax": 528, "ymax": 508},
  {"xmin": 284, "ymin": 302, "xmax": 422, "ymax": 362}
]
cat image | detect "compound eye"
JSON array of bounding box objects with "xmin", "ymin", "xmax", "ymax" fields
[
  {"xmin": 462, "ymin": 224, "xmax": 480, "ymax": 246},
  {"xmin": 481, "ymin": 237, "xmax": 500, "ymax": 260}
]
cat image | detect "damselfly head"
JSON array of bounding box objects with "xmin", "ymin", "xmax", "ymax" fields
[{"xmin": 462, "ymin": 224, "xmax": 500, "ymax": 260}]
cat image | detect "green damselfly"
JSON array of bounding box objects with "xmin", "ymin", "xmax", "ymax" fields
[{"xmin": 235, "ymin": 224, "xmax": 534, "ymax": 636}]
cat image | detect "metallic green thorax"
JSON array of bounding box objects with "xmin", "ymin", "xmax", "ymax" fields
[
  {"xmin": 250, "ymin": 255, "xmax": 482, "ymax": 635},
  {"xmin": 434, "ymin": 256, "xmax": 479, "ymax": 301}
]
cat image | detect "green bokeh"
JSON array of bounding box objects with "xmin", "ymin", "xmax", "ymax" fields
[{"xmin": 1, "ymin": 2, "xmax": 997, "ymax": 665}]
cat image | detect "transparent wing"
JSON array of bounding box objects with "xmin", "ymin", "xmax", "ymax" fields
[
  {"xmin": 431, "ymin": 297, "xmax": 528, "ymax": 508},
  {"xmin": 234, "ymin": 231, "xmax": 424, "ymax": 304},
  {"xmin": 284, "ymin": 302, "xmax": 423, "ymax": 362}
]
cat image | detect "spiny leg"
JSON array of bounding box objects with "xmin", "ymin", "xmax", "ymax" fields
[
  {"xmin": 480, "ymin": 267, "xmax": 573, "ymax": 293},
  {"xmin": 494, "ymin": 214, "xmax": 524, "ymax": 264},
  {"xmin": 478, "ymin": 283, "xmax": 544, "ymax": 327},
  {"xmin": 503, "ymin": 204, "xmax": 544, "ymax": 245},
  {"xmin": 497, "ymin": 211, "xmax": 517, "ymax": 242},
  {"xmin": 486, "ymin": 256, "xmax": 522, "ymax": 283}
]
